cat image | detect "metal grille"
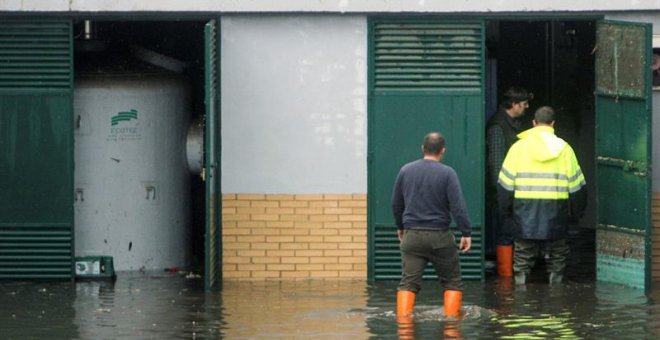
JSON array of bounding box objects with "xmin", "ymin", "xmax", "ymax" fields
[
  {"xmin": 373, "ymin": 225, "xmax": 482, "ymax": 280},
  {"xmin": 373, "ymin": 22, "xmax": 482, "ymax": 91},
  {"xmin": 0, "ymin": 223, "xmax": 72, "ymax": 279},
  {"xmin": 0, "ymin": 21, "xmax": 72, "ymax": 90}
]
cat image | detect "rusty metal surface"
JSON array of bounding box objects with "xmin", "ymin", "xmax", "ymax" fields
[
  {"xmin": 596, "ymin": 229, "xmax": 645, "ymax": 260},
  {"xmin": 595, "ymin": 22, "xmax": 646, "ymax": 98}
]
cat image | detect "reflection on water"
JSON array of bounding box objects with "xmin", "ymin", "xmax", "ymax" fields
[
  {"xmin": 221, "ymin": 280, "xmax": 370, "ymax": 338},
  {"xmin": 1, "ymin": 271, "xmax": 660, "ymax": 339}
]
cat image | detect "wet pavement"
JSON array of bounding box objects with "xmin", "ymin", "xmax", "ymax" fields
[{"xmin": 2, "ymin": 270, "xmax": 660, "ymax": 339}]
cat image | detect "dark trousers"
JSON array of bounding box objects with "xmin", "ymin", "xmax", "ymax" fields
[
  {"xmin": 486, "ymin": 201, "xmax": 515, "ymax": 255},
  {"xmin": 497, "ymin": 215, "xmax": 516, "ymax": 245},
  {"xmin": 494, "ymin": 204, "xmax": 516, "ymax": 245},
  {"xmin": 513, "ymin": 238, "xmax": 569, "ymax": 274},
  {"xmin": 398, "ymin": 229, "xmax": 462, "ymax": 293}
]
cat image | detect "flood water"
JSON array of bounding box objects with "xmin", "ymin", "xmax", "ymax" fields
[{"xmin": 2, "ymin": 270, "xmax": 660, "ymax": 339}]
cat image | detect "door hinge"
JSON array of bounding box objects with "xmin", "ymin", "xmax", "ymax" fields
[{"xmin": 596, "ymin": 156, "xmax": 647, "ymax": 177}]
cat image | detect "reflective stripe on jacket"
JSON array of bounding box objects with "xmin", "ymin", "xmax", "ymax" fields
[{"xmin": 497, "ymin": 125, "xmax": 587, "ymax": 240}]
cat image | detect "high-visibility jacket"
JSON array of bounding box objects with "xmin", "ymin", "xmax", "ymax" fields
[{"xmin": 497, "ymin": 125, "xmax": 587, "ymax": 240}]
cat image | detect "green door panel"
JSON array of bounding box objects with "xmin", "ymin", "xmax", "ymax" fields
[
  {"xmin": 0, "ymin": 96, "xmax": 72, "ymax": 220},
  {"xmin": 371, "ymin": 94, "xmax": 484, "ymax": 225},
  {"xmin": 368, "ymin": 19, "xmax": 484, "ymax": 281},
  {"xmin": 595, "ymin": 20, "xmax": 651, "ymax": 289},
  {"xmin": 204, "ymin": 19, "xmax": 222, "ymax": 291},
  {"xmin": 0, "ymin": 20, "xmax": 73, "ymax": 280}
]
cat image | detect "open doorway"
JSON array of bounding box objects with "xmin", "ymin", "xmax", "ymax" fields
[
  {"xmin": 72, "ymin": 20, "xmax": 209, "ymax": 274},
  {"xmin": 484, "ymin": 19, "xmax": 597, "ymax": 282}
]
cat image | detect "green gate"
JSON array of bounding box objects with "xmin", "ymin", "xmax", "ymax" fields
[
  {"xmin": 595, "ymin": 20, "xmax": 652, "ymax": 289},
  {"xmin": 0, "ymin": 20, "xmax": 74, "ymax": 280},
  {"xmin": 367, "ymin": 19, "xmax": 485, "ymax": 280},
  {"xmin": 204, "ymin": 19, "xmax": 222, "ymax": 291}
]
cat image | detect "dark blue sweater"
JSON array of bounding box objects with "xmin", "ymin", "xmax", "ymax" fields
[{"xmin": 391, "ymin": 159, "xmax": 472, "ymax": 237}]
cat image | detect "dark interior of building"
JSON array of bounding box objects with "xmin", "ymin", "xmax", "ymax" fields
[{"xmin": 485, "ymin": 20, "xmax": 597, "ymax": 281}]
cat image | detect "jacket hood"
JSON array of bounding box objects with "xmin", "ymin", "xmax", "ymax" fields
[{"xmin": 516, "ymin": 126, "xmax": 567, "ymax": 162}]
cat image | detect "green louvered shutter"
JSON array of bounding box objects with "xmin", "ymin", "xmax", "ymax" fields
[
  {"xmin": 0, "ymin": 20, "xmax": 74, "ymax": 280},
  {"xmin": 368, "ymin": 19, "xmax": 485, "ymax": 281}
]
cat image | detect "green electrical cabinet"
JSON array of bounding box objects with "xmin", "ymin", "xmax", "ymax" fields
[
  {"xmin": 367, "ymin": 19, "xmax": 485, "ymax": 280},
  {"xmin": 0, "ymin": 20, "xmax": 74, "ymax": 280}
]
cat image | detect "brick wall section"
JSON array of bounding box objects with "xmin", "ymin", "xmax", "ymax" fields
[{"xmin": 222, "ymin": 194, "xmax": 367, "ymax": 279}]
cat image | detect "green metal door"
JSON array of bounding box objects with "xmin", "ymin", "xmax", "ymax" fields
[
  {"xmin": 368, "ymin": 19, "xmax": 485, "ymax": 280},
  {"xmin": 595, "ymin": 20, "xmax": 652, "ymax": 289},
  {"xmin": 204, "ymin": 19, "xmax": 222, "ymax": 291},
  {"xmin": 0, "ymin": 20, "xmax": 74, "ymax": 280}
]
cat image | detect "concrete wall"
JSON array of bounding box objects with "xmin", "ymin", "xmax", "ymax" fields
[
  {"xmin": 220, "ymin": 15, "xmax": 368, "ymax": 279},
  {"xmin": 221, "ymin": 15, "xmax": 367, "ymax": 194},
  {"xmin": 4, "ymin": 0, "xmax": 660, "ymax": 12}
]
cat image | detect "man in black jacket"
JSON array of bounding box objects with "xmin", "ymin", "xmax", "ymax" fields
[{"xmin": 486, "ymin": 86, "xmax": 531, "ymax": 277}]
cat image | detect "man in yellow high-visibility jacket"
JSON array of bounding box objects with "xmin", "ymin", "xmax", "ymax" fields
[{"xmin": 497, "ymin": 106, "xmax": 587, "ymax": 285}]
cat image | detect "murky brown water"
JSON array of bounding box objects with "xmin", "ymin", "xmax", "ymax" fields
[{"xmin": 2, "ymin": 271, "xmax": 660, "ymax": 339}]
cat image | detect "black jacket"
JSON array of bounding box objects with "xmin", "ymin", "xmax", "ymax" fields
[
  {"xmin": 486, "ymin": 107, "xmax": 525, "ymax": 153},
  {"xmin": 486, "ymin": 107, "xmax": 527, "ymax": 196}
]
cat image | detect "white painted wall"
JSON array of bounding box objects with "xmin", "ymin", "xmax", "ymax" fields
[
  {"xmin": 220, "ymin": 15, "xmax": 367, "ymax": 194},
  {"xmin": 4, "ymin": 0, "xmax": 660, "ymax": 12}
]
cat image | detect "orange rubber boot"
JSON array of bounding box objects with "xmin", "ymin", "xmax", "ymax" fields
[
  {"xmin": 397, "ymin": 290, "xmax": 416, "ymax": 318},
  {"xmin": 496, "ymin": 245, "xmax": 513, "ymax": 277},
  {"xmin": 443, "ymin": 290, "xmax": 462, "ymax": 317}
]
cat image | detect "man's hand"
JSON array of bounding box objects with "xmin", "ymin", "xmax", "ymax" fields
[
  {"xmin": 397, "ymin": 229, "xmax": 404, "ymax": 242},
  {"xmin": 459, "ymin": 236, "xmax": 471, "ymax": 253}
]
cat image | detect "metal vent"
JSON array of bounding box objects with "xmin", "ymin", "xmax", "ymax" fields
[
  {"xmin": 0, "ymin": 21, "xmax": 72, "ymax": 90},
  {"xmin": 373, "ymin": 22, "xmax": 483, "ymax": 91},
  {"xmin": 0, "ymin": 224, "xmax": 72, "ymax": 279},
  {"xmin": 373, "ymin": 225, "xmax": 482, "ymax": 280}
]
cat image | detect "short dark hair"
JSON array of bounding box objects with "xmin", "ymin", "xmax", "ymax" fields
[
  {"xmin": 501, "ymin": 86, "xmax": 531, "ymax": 109},
  {"xmin": 423, "ymin": 132, "xmax": 445, "ymax": 155},
  {"xmin": 534, "ymin": 106, "xmax": 555, "ymax": 124}
]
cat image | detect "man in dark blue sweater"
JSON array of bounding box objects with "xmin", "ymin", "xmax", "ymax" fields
[{"xmin": 392, "ymin": 132, "xmax": 472, "ymax": 319}]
